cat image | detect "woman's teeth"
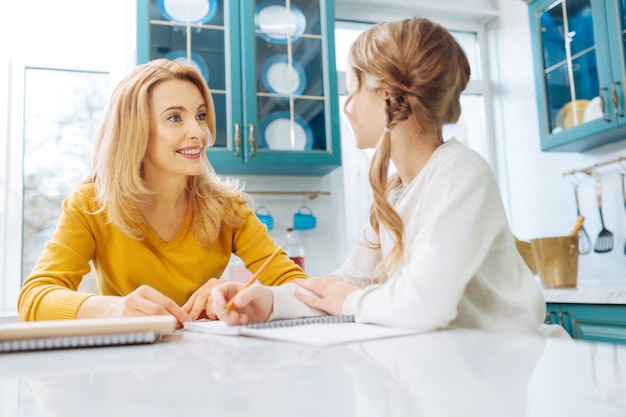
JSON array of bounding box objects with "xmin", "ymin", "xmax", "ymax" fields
[{"xmin": 177, "ymin": 148, "xmax": 200, "ymax": 155}]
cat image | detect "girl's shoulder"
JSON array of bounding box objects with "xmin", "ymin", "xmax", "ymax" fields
[{"xmin": 432, "ymin": 139, "xmax": 494, "ymax": 177}]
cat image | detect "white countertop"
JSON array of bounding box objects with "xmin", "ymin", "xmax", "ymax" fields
[
  {"xmin": 542, "ymin": 279, "xmax": 626, "ymax": 304},
  {"xmin": 1, "ymin": 328, "xmax": 626, "ymax": 416}
]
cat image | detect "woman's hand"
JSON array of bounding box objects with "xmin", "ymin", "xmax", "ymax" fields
[
  {"xmin": 183, "ymin": 277, "xmax": 227, "ymax": 321},
  {"xmin": 77, "ymin": 285, "xmax": 191, "ymax": 327},
  {"xmin": 210, "ymin": 282, "xmax": 274, "ymax": 325},
  {"xmin": 294, "ymin": 275, "xmax": 359, "ymax": 316}
]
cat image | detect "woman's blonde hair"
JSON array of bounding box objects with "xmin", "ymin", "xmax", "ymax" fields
[
  {"xmin": 87, "ymin": 58, "xmax": 245, "ymax": 246},
  {"xmin": 347, "ymin": 18, "xmax": 471, "ymax": 280}
]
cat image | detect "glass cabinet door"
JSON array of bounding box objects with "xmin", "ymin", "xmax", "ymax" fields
[
  {"xmin": 251, "ymin": 0, "xmax": 324, "ymax": 154},
  {"xmin": 241, "ymin": 0, "xmax": 338, "ymax": 167},
  {"xmin": 612, "ymin": 0, "xmax": 626, "ymax": 123},
  {"xmin": 539, "ymin": 0, "xmax": 604, "ymax": 134}
]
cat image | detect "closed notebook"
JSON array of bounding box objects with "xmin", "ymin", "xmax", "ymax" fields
[
  {"xmin": 184, "ymin": 315, "xmax": 423, "ymax": 346},
  {"xmin": 0, "ymin": 316, "xmax": 177, "ymax": 353}
]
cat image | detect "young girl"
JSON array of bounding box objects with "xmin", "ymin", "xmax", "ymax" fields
[
  {"xmin": 211, "ymin": 18, "xmax": 567, "ymax": 338},
  {"xmin": 18, "ymin": 59, "xmax": 305, "ymax": 325}
]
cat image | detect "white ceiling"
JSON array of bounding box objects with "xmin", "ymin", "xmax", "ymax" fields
[{"xmin": 334, "ymin": 0, "xmax": 500, "ymax": 25}]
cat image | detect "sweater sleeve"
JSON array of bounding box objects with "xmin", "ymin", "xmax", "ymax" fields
[
  {"xmin": 232, "ymin": 205, "xmax": 307, "ymax": 286},
  {"xmin": 268, "ymin": 225, "xmax": 383, "ymax": 321},
  {"xmin": 18, "ymin": 186, "xmax": 97, "ymax": 321},
  {"xmin": 343, "ymin": 155, "xmax": 507, "ymax": 330}
]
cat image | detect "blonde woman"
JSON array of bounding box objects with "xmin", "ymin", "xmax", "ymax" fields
[
  {"xmin": 18, "ymin": 59, "xmax": 305, "ymax": 325},
  {"xmin": 211, "ymin": 18, "xmax": 568, "ymax": 338}
]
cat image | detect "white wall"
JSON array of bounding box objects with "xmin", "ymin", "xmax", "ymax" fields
[
  {"xmin": 490, "ymin": 0, "xmax": 626, "ymax": 282},
  {"xmin": 235, "ymin": 170, "xmax": 348, "ymax": 277}
]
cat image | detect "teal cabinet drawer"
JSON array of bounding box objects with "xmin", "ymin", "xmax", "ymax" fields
[{"xmin": 546, "ymin": 303, "xmax": 626, "ymax": 344}]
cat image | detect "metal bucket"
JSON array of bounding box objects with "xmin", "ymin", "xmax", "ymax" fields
[{"xmin": 530, "ymin": 235, "xmax": 579, "ymax": 288}]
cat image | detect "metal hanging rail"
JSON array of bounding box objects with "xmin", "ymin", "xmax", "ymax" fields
[
  {"xmin": 562, "ymin": 156, "xmax": 626, "ymax": 176},
  {"xmin": 246, "ymin": 191, "xmax": 331, "ymax": 200}
]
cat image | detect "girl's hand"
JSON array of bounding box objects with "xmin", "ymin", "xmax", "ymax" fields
[
  {"xmin": 294, "ymin": 275, "xmax": 359, "ymax": 316},
  {"xmin": 210, "ymin": 282, "xmax": 274, "ymax": 325},
  {"xmin": 77, "ymin": 285, "xmax": 191, "ymax": 328},
  {"xmin": 183, "ymin": 277, "xmax": 227, "ymax": 321}
]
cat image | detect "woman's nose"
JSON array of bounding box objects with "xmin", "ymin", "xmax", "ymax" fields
[{"xmin": 188, "ymin": 119, "xmax": 207, "ymax": 140}]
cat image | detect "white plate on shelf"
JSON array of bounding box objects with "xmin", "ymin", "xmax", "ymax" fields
[
  {"xmin": 165, "ymin": 50, "xmax": 210, "ymax": 82},
  {"xmin": 262, "ymin": 55, "xmax": 306, "ymax": 96},
  {"xmin": 157, "ymin": 0, "xmax": 217, "ymax": 24},
  {"xmin": 258, "ymin": 111, "xmax": 314, "ymax": 151},
  {"xmin": 583, "ymin": 96, "xmax": 603, "ymax": 122},
  {"xmin": 254, "ymin": 1, "xmax": 306, "ymax": 44}
]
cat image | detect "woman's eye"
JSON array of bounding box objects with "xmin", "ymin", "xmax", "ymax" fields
[
  {"xmin": 168, "ymin": 115, "xmax": 182, "ymax": 122},
  {"xmin": 196, "ymin": 113, "xmax": 206, "ymax": 121}
]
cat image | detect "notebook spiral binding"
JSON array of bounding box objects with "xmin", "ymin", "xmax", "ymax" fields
[
  {"xmin": 0, "ymin": 331, "xmax": 159, "ymax": 353},
  {"xmin": 243, "ymin": 315, "xmax": 356, "ymax": 329}
]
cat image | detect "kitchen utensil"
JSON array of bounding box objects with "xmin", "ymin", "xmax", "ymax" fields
[
  {"xmin": 530, "ymin": 235, "xmax": 578, "ymax": 288},
  {"xmin": 514, "ymin": 236, "xmax": 537, "ymax": 275},
  {"xmin": 255, "ymin": 206, "xmax": 274, "ymax": 230},
  {"xmin": 293, "ymin": 205, "xmax": 316, "ymax": 230},
  {"xmin": 569, "ymin": 215, "xmax": 585, "ymax": 236},
  {"xmin": 573, "ymin": 185, "xmax": 592, "ymax": 254},
  {"xmin": 621, "ymin": 173, "xmax": 626, "ymax": 255},
  {"xmin": 593, "ymin": 175, "xmax": 614, "ymax": 253}
]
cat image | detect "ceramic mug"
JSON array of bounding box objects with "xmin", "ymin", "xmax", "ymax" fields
[
  {"xmin": 255, "ymin": 206, "xmax": 274, "ymax": 230},
  {"xmin": 293, "ymin": 205, "xmax": 316, "ymax": 230}
]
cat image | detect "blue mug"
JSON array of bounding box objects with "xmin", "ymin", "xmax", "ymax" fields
[
  {"xmin": 255, "ymin": 206, "xmax": 274, "ymax": 230},
  {"xmin": 293, "ymin": 206, "xmax": 316, "ymax": 230}
]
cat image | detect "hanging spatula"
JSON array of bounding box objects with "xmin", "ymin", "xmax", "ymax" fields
[
  {"xmin": 594, "ymin": 174, "xmax": 614, "ymax": 253},
  {"xmin": 573, "ymin": 184, "xmax": 592, "ymax": 254}
]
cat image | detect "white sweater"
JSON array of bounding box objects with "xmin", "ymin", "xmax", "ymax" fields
[{"xmin": 270, "ymin": 139, "xmax": 568, "ymax": 338}]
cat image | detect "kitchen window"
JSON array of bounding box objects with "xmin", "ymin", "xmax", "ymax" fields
[
  {"xmin": 0, "ymin": 0, "xmax": 130, "ymax": 313},
  {"xmin": 335, "ymin": 20, "xmax": 494, "ymax": 249},
  {"xmin": 1, "ymin": 66, "xmax": 108, "ymax": 313}
]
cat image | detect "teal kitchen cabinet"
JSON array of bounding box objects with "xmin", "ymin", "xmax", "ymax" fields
[
  {"xmin": 526, "ymin": 0, "xmax": 626, "ymax": 152},
  {"xmin": 137, "ymin": 0, "xmax": 341, "ymax": 175},
  {"xmin": 546, "ymin": 303, "xmax": 626, "ymax": 344}
]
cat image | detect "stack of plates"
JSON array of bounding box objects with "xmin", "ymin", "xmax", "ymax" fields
[
  {"xmin": 583, "ymin": 96, "xmax": 603, "ymax": 122},
  {"xmin": 164, "ymin": 50, "xmax": 210, "ymax": 82},
  {"xmin": 157, "ymin": 0, "xmax": 217, "ymax": 24},
  {"xmin": 555, "ymin": 99, "xmax": 589, "ymax": 129},
  {"xmin": 262, "ymin": 54, "xmax": 306, "ymax": 97},
  {"xmin": 258, "ymin": 112, "xmax": 314, "ymax": 151},
  {"xmin": 254, "ymin": 1, "xmax": 307, "ymax": 44}
]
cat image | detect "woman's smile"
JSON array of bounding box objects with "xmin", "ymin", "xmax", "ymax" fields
[{"xmin": 176, "ymin": 145, "xmax": 202, "ymax": 159}]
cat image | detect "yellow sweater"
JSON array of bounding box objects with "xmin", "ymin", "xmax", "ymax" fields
[{"xmin": 18, "ymin": 183, "xmax": 305, "ymax": 321}]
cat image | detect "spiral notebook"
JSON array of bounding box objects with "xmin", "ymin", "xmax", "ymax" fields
[
  {"xmin": 0, "ymin": 316, "xmax": 177, "ymax": 353},
  {"xmin": 184, "ymin": 315, "xmax": 422, "ymax": 346}
]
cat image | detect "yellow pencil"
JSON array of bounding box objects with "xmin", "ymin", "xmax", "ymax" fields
[{"xmin": 223, "ymin": 247, "xmax": 282, "ymax": 314}]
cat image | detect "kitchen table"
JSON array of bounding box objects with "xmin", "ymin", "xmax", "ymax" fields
[
  {"xmin": 543, "ymin": 279, "xmax": 626, "ymax": 304},
  {"xmin": 1, "ymin": 327, "xmax": 626, "ymax": 417}
]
